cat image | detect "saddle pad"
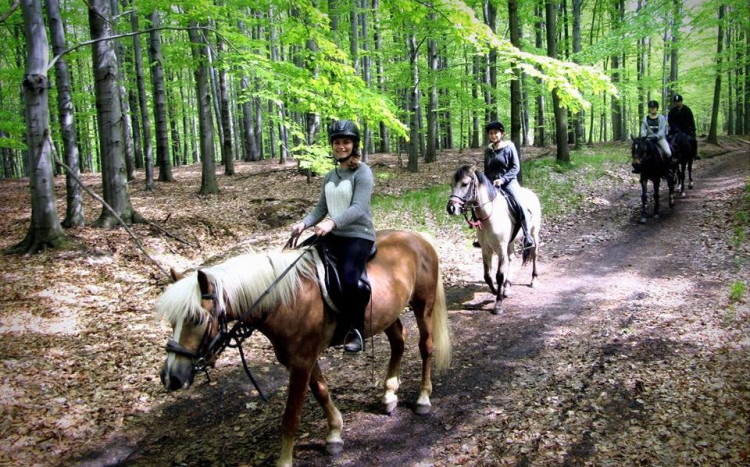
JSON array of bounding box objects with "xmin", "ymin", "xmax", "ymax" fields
[{"xmin": 308, "ymin": 247, "xmax": 340, "ymax": 314}]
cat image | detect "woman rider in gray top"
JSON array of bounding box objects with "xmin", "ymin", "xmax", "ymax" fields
[
  {"xmin": 483, "ymin": 121, "xmax": 534, "ymax": 250},
  {"xmin": 290, "ymin": 119, "xmax": 374, "ymax": 353}
]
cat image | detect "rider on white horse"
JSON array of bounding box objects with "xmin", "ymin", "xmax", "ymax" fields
[{"xmin": 483, "ymin": 121, "xmax": 534, "ymax": 251}]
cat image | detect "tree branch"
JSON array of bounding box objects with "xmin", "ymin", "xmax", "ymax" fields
[
  {"xmin": 0, "ymin": 0, "xmax": 19, "ymax": 24},
  {"xmin": 47, "ymin": 134, "xmax": 171, "ymax": 280}
]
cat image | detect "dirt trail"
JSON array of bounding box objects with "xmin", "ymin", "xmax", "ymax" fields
[{"xmin": 74, "ymin": 146, "xmax": 748, "ymax": 466}]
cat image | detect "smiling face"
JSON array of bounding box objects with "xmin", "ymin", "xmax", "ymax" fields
[
  {"xmin": 332, "ymin": 137, "xmax": 355, "ymax": 163},
  {"xmin": 488, "ymin": 129, "xmax": 503, "ymax": 145}
]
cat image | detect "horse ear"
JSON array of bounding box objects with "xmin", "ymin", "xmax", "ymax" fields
[
  {"xmin": 170, "ymin": 267, "xmax": 184, "ymax": 282},
  {"xmin": 197, "ymin": 270, "xmax": 210, "ymax": 295}
]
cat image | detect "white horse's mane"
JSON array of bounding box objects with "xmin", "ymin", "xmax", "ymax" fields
[{"xmin": 155, "ymin": 249, "xmax": 318, "ymax": 325}]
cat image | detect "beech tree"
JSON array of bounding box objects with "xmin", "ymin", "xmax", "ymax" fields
[{"xmin": 7, "ymin": 0, "xmax": 66, "ymax": 254}]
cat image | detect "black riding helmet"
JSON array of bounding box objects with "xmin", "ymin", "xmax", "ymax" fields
[
  {"xmin": 648, "ymin": 100, "xmax": 659, "ymax": 109},
  {"xmin": 485, "ymin": 121, "xmax": 505, "ymax": 133},
  {"xmin": 328, "ymin": 119, "xmax": 360, "ymax": 147}
]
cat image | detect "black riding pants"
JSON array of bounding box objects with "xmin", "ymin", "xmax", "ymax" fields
[{"xmin": 322, "ymin": 234, "xmax": 373, "ymax": 330}]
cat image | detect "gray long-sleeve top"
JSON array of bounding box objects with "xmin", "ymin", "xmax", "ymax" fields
[
  {"xmin": 640, "ymin": 114, "xmax": 668, "ymax": 140},
  {"xmin": 302, "ymin": 163, "xmax": 375, "ymax": 241},
  {"xmin": 483, "ymin": 141, "xmax": 520, "ymax": 186}
]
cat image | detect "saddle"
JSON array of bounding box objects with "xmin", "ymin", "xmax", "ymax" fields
[{"xmin": 294, "ymin": 235, "xmax": 376, "ymax": 315}]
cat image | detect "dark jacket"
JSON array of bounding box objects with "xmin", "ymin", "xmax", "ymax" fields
[
  {"xmin": 483, "ymin": 141, "xmax": 520, "ymax": 186},
  {"xmin": 668, "ymin": 105, "xmax": 696, "ymax": 137}
]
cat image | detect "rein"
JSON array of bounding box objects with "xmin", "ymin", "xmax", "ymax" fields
[{"xmin": 166, "ymin": 235, "xmax": 319, "ymax": 401}]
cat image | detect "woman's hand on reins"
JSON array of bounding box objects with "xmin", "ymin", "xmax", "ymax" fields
[{"xmin": 313, "ymin": 219, "xmax": 336, "ymax": 236}]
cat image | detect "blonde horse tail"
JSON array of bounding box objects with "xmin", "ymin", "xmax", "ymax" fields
[{"xmin": 431, "ymin": 268, "xmax": 452, "ymax": 372}]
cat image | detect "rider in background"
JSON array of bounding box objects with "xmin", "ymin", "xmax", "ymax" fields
[
  {"xmin": 290, "ymin": 119, "xmax": 374, "ymax": 354},
  {"xmin": 483, "ymin": 121, "xmax": 534, "ymax": 251},
  {"xmin": 638, "ymin": 100, "xmax": 676, "ymax": 182},
  {"xmin": 668, "ymin": 94, "xmax": 700, "ymax": 160}
]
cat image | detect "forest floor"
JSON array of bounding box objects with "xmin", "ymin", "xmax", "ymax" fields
[{"xmin": 0, "ymin": 137, "xmax": 748, "ymax": 466}]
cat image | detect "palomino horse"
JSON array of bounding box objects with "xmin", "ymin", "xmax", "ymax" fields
[
  {"xmin": 156, "ymin": 229, "xmax": 451, "ymax": 467},
  {"xmin": 631, "ymin": 136, "xmax": 676, "ymax": 223},
  {"xmin": 670, "ymin": 130, "xmax": 696, "ymax": 196},
  {"xmin": 446, "ymin": 165, "xmax": 541, "ymax": 314}
]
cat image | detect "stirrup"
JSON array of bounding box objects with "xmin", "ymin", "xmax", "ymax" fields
[{"xmin": 344, "ymin": 329, "xmax": 364, "ymax": 354}]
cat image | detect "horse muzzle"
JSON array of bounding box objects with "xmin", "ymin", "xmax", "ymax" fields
[
  {"xmin": 446, "ymin": 196, "xmax": 465, "ymax": 216},
  {"xmin": 160, "ymin": 357, "xmax": 195, "ymax": 391}
]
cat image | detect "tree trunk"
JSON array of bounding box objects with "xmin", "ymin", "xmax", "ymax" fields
[
  {"xmin": 46, "ymin": 0, "xmax": 84, "ymax": 228},
  {"xmin": 425, "ymin": 22, "xmax": 438, "ymax": 163},
  {"xmin": 572, "ymin": 0, "xmax": 584, "ymax": 149},
  {"xmin": 707, "ymin": 5, "xmax": 724, "ymax": 144},
  {"xmin": 129, "ymin": 5, "xmax": 154, "ymax": 189},
  {"xmin": 188, "ymin": 21, "xmax": 219, "ymax": 194},
  {"xmin": 508, "ymin": 0, "xmax": 522, "ymax": 151},
  {"xmin": 149, "ymin": 10, "xmax": 173, "ymax": 182},
  {"xmin": 7, "ymin": 0, "xmax": 66, "ymax": 254},
  {"xmin": 670, "ymin": 0, "xmax": 681, "ymax": 101},
  {"xmin": 89, "ymin": 0, "xmax": 138, "ymax": 228},
  {"xmin": 217, "ymin": 32, "xmax": 234, "ymax": 175},
  {"xmin": 109, "ymin": 0, "xmax": 135, "ymax": 182},
  {"xmin": 373, "ymin": 0, "xmax": 388, "ymax": 152},
  {"xmin": 407, "ymin": 33, "xmax": 420, "ymax": 172},
  {"xmin": 546, "ymin": 0, "xmax": 569, "ymax": 162},
  {"xmin": 483, "ymin": 0, "xmax": 498, "ymax": 120},
  {"xmin": 534, "ymin": 4, "xmax": 546, "ymax": 147}
]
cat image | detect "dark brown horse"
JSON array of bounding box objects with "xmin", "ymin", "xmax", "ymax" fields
[
  {"xmin": 156, "ymin": 229, "xmax": 451, "ymax": 467},
  {"xmin": 670, "ymin": 130, "xmax": 697, "ymax": 196},
  {"xmin": 631, "ymin": 136, "xmax": 676, "ymax": 223}
]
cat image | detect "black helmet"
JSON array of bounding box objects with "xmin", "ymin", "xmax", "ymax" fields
[
  {"xmin": 648, "ymin": 100, "xmax": 659, "ymax": 109},
  {"xmin": 485, "ymin": 121, "xmax": 505, "ymax": 133},
  {"xmin": 673, "ymin": 94, "xmax": 683, "ymax": 102},
  {"xmin": 328, "ymin": 119, "xmax": 360, "ymax": 147}
]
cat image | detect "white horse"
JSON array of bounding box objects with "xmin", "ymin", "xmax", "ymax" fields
[{"xmin": 446, "ymin": 165, "xmax": 541, "ymax": 314}]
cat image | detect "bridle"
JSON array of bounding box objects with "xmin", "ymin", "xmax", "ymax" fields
[
  {"xmin": 165, "ymin": 289, "xmax": 267, "ymax": 400},
  {"xmin": 449, "ymin": 171, "xmax": 495, "ymax": 229}
]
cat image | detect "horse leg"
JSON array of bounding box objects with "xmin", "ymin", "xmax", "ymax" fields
[
  {"xmin": 382, "ymin": 319, "xmax": 405, "ymax": 415},
  {"xmin": 482, "ymin": 248, "xmax": 498, "ymax": 295},
  {"xmin": 640, "ymin": 179, "xmax": 648, "ymax": 224},
  {"xmin": 667, "ymin": 175, "xmax": 675, "ymax": 208},
  {"xmin": 492, "ymin": 253, "xmax": 508, "ymax": 315},
  {"xmin": 278, "ymin": 366, "xmax": 313, "ymax": 467},
  {"xmin": 502, "ymin": 241, "xmax": 514, "ymax": 297},
  {"xmin": 688, "ymin": 160, "xmax": 694, "ymax": 189},
  {"xmin": 412, "ymin": 300, "xmax": 436, "ymax": 415},
  {"xmin": 308, "ymin": 362, "xmax": 344, "ymax": 454},
  {"xmin": 678, "ymin": 162, "xmax": 686, "ymax": 196},
  {"xmin": 653, "ymin": 179, "xmax": 661, "ymax": 219}
]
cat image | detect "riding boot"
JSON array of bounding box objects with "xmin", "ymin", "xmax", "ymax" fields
[{"xmin": 344, "ymin": 281, "xmax": 371, "ymax": 354}]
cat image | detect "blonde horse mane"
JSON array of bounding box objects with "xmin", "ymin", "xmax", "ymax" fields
[{"xmin": 155, "ymin": 249, "xmax": 318, "ymax": 325}]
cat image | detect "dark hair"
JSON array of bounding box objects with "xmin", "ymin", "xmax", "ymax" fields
[
  {"xmin": 485, "ymin": 121, "xmax": 505, "ymax": 133},
  {"xmin": 328, "ymin": 119, "xmax": 360, "ymax": 147},
  {"xmin": 673, "ymin": 94, "xmax": 683, "ymax": 102},
  {"xmin": 648, "ymin": 100, "xmax": 659, "ymax": 109}
]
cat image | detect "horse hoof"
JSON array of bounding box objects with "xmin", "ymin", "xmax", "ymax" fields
[
  {"xmin": 490, "ymin": 306, "xmax": 503, "ymax": 315},
  {"xmin": 326, "ymin": 441, "xmax": 344, "ymax": 455},
  {"xmin": 689, "ymin": 183, "xmax": 694, "ymax": 189},
  {"xmin": 681, "ymin": 192, "xmax": 686, "ymax": 197},
  {"xmin": 639, "ymin": 217, "xmax": 647, "ymax": 224},
  {"xmin": 384, "ymin": 399, "xmax": 398, "ymax": 415},
  {"xmin": 503, "ymin": 288, "xmax": 512, "ymax": 298},
  {"xmin": 654, "ymin": 214, "xmax": 660, "ymax": 219},
  {"xmin": 415, "ymin": 403, "xmax": 431, "ymax": 415}
]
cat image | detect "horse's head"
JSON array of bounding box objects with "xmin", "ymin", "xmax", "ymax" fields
[
  {"xmin": 158, "ymin": 270, "xmax": 227, "ymax": 391},
  {"xmin": 631, "ymin": 136, "xmax": 652, "ymax": 172},
  {"xmin": 446, "ymin": 165, "xmax": 478, "ymax": 215}
]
